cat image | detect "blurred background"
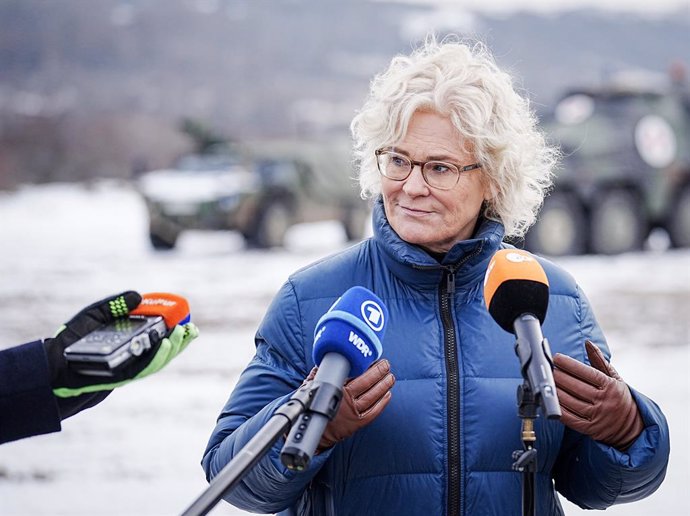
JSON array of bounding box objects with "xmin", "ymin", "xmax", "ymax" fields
[
  {"xmin": 1, "ymin": 0, "xmax": 689, "ymax": 255},
  {"xmin": 0, "ymin": 0, "xmax": 688, "ymax": 515}
]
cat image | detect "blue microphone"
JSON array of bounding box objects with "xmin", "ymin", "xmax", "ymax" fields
[{"xmin": 281, "ymin": 286, "xmax": 388, "ymax": 470}]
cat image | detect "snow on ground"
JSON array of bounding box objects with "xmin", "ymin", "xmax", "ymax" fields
[{"xmin": 0, "ymin": 182, "xmax": 687, "ymax": 515}]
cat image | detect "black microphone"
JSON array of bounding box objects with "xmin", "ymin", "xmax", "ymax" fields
[
  {"xmin": 280, "ymin": 286, "xmax": 388, "ymax": 471},
  {"xmin": 484, "ymin": 249, "xmax": 561, "ymax": 419}
]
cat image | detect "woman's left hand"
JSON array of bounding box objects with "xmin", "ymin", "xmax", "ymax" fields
[{"xmin": 553, "ymin": 340, "xmax": 644, "ymax": 450}]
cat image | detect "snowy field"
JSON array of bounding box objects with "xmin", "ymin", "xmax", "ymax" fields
[{"xmin": 0, "ymin": 181, "xmax": 688, "ymax": 516}]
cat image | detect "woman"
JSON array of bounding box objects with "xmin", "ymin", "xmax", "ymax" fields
[{"xmin": 202, "ymin": 38, "xmax": 669, "ymax": 515}]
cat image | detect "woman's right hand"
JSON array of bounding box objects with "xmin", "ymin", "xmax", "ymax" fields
[{"xmin": 312, "ymin": 359, "xmax": 395, "ymax": 452}]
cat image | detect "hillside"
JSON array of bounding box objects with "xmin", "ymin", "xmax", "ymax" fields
[{"xmin": 0, "ymin": 0, "xmax": 687, "ymax": 185}]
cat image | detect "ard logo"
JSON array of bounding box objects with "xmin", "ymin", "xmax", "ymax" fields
[{"xmin": 360, "ymin": 300, "xmax": 385, "ymax": 332}]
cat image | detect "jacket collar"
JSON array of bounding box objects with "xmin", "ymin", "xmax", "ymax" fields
[{"xmin": 372, "ymin": 197, "xmax": 505, "ymax": 290}]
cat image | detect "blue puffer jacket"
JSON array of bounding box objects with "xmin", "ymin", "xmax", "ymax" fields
[{"xmin": 202, "ymin": 199, "xmax": 669, "ymax": 516}]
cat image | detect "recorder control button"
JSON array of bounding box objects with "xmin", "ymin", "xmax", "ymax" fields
[
  {"xmin": 148, "ymin": 330, "xmax": 161, "ymax": 347},
  {"xmin": 129, "ymin": 335, "xmax": 148, "ymax": 356}
]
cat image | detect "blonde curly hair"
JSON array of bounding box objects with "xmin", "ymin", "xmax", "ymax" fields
[{"xmin": 350, "ymin": 36, "xmax": 558, "ymax": 238}]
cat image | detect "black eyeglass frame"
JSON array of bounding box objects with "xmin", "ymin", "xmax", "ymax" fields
[{"xmin": 374, "ymin": 148, "xmax": 482, "ymax": 190}]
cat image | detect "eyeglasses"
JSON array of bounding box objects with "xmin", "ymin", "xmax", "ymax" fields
[{"xmin": 375, "ymin": 148, "xmax": 481, "ymax": 191}]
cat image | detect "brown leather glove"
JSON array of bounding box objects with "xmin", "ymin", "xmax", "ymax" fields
[
  {"xmin": 304, "ymin": 359, "xmax": 395, "ymax": 452},
  {"xmin": 553, "ymin": 340, "xmax": 644, "ymax": 450}
]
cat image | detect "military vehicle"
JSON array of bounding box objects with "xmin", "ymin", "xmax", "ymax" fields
[
  {"xmin": 525, "ymin": 76, "xmax": 690, "ymax": 256},
  {"xmin": 137, "ymin": 140, "xmax": 369, "ymax": 250}
]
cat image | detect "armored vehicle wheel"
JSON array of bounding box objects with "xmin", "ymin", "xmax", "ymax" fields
[
  {"xmin": 342, "ymin": 205, "xmax": 369, "ymax": 242},
  {"xmin": 589, "ymin": 189, "xmax": 646, "ymax": 255},
  {"xmin": 250, "ymin": 200, "xmax": 291, "ymax": 249},
  {"xmin": 668, "ymin": 184, "xmax": 690, "ymax": 248},
  {"xmin": 149, "ymin": 230, "xmax": 178, "ymax": 250},
  {"xmin": 148, "ymin": 220, "xmax": 179, "ymax": 250},
  {"xmin": 525, "ymin": 192, "xmax": 587, "ymax": 256}
]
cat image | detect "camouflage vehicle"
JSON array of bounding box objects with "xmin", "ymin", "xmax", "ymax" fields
[
  {"xmin": 137, "ymin": 140, "xmax": 368, "ymax": 250},
  {"xmin": 525, "ymin": 77, "xmax": 690, "ymax": 256}
]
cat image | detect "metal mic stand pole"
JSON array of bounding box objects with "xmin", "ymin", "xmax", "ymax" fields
[
  {"xmin": 180, "ymin": 385, "xmax": 313, "ymax": 516},
  {"xmin": 512, "ymin": 382, "xmax": 538, "ymax": 516}
]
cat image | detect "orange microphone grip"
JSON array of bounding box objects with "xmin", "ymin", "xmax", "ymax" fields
[
  {"xmin": 130, "ymin": 292, "xmax": 191, "ymax": 329},
  {"xmin": 483, "ymin": 249, "xmax": 549, "ymax": 308}
]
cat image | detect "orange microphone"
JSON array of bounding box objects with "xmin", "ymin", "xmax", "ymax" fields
[
  {"xmin": 483, "ymin": 249, "xmax": 560, "ymax": 418},
  {"xmin": 483, "ymin": 249, "xmax": 549, "ymax": 334},
  {"xmin": 130, "ymin": 292, "xmax": 191, "ymax": 329}
]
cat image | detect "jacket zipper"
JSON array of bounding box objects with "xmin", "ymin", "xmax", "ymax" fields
[
  {"xmin": 440, "ymin": 267, "xmax": 461, "ymax": 516},
  {"xmin": 429, "ymin": 244, "xmax": 483, "ymax": 516}
]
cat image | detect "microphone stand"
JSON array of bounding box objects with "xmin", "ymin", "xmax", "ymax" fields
[
  {"xmin": 512, "ymin": 382, "xmax": 538, "ymax": 516},
  {"xmin": 510, "ymin": 314, "xmax": 560, "ymax": 516},
  {"xmin": 180, "ymin": 384, "xmax": 315, "ymax": 516}
]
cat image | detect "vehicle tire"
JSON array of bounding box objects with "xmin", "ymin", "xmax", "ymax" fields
[
  {"xmin": 148, "ymin": 220, "xmax": 179, "ymax": 250},
  {"xmin": 250, "ymin": 200, "xmax": 291, "ymax": 249},
  {"xmin": 342, "ymin": 205, "xmax": 370, "ymax": 242},
  {"xmin": 668, "ymin": 184, "xmax": 690, "ymax": 248},
  {"xmin": 525, "ymin": 191, "xmax": 587, "ymax": 256},
  {"xmin": 149, "ymin": 230, "xmax": 178, "ymax": 250},
  {"xmin": 589, "ymin": 188, "xmax": 646, "ymax": 255}
]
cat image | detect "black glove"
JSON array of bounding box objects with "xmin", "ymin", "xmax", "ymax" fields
[
  {"xmin": 43, "ymin": 291, "xmax": 144, "ymax": 389},
  {"xmin": 46, "ymin": 290, "xmax": 199, "ymax": 392},
  {"xmin": 42, "ymin": 291, "xmax": 142, "ymax": 418},
  {"xmin": 43, "ymin": 291, "xmax": 198, "ymax": 419}
]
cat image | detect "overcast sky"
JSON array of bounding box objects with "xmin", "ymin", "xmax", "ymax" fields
[{"xmin": 381, "ymin": 0, "xmax": 690, "ymax": 16}]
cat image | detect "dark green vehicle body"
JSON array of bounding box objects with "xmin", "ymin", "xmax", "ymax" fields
[
  {"xmin": 526, "ymin": 82, "xmax": 690, "ymax": 256},
  {"xmin": 138, "ymin": 140, "xmax": 368, "ymax": 250}
]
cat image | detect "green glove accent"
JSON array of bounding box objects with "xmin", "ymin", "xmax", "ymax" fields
[{"xmin": 53, "ymin": 322, "xmax": 198, "ymax": 398}]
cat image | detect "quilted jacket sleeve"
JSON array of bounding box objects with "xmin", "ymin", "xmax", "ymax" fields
[
  {"xmin": 552, "ymin": 286, "xmax": 670, "ymax": 509},
  {"xmin": 201, "ymin": 280, "xmax": 332, "ymax": 513}
]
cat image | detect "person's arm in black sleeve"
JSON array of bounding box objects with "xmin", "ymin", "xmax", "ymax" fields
[
  {"xmin": 0, "ymin": 340, "xmax": 63, "ymax": 444},
  {"xmin": 0, "ymin": 341, "xmax": 110, "ymax": 443},
  {"xmin": 1, "ymin": 291, "xmax": 198, "ymax": 445},
  {"xmin": 0, "ymin": 291, "xmax": 141, "ymax": 444}
]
